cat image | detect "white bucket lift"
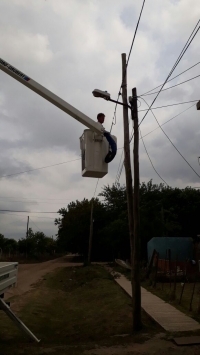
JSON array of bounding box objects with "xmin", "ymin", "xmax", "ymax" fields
[
  {"xmin": 80, "ymin": 130, "xmax": 117, "ymax": 178},
  {"xmin": 0, "ymin": 58, "xmax": 117, "ymax": 179}
]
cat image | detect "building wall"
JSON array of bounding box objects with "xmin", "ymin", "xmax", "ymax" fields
[{"xmin": 147, "ymin": 237, "xmax": 193, "ymax": 262}]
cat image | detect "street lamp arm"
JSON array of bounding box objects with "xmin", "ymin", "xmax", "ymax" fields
[
  {"xmin": 108, "ymin": 98, "xmax": 131, "ymax": 109},
  {"xmin": 92, "ymin": 89, "xmax": 131, "ymax": 109}
]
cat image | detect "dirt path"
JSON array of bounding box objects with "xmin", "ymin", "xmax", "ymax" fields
[
  {"xmin": 5, "ymin": 255, "xmax": 82, "ymax": 299},
  {"xmin": 85, "ymin": 333, "xmax": 200, "ymax": 355}
]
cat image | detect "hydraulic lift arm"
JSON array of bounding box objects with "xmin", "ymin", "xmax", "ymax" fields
[{"xmin": 0, "ymin": 58, "xmax": 102, "ymax": 134}]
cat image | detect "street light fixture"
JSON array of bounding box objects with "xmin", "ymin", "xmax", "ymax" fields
[
  {"xmin": 92, "ymin": 88, "xmax": 131, "ymax": 109},
  {"xmin": 197, "ymin": 101, "xmax": 200, "ymax": 110},
  {"xmin": 92, "ymin": 89, "xmax": 111, "ymax": 100}
]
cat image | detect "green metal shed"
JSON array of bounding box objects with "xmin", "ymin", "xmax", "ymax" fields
[{"xmin": 147, "ymin": 237, "xmax": 193, "ymax": 261}]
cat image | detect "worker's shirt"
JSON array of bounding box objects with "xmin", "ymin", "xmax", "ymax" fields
[{"xmin": 97, "ymin": 121, "xmax": 105, "ymax": 132}]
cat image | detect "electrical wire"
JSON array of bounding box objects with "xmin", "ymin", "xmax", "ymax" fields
[
  {"xmin": 108, "ymin": 104, "xmax": 195, "ymax": 185},
  {"xmin": 110, "ymin": 0, "xmax": 146, "ymax": 184},
  {"xmin": 114, "ymin": 97, "xmax": 140, "ymax": 184},
  {"xmin": 140, "ymin": 97, "xmax": 200, "ymax": 179},
  {"xmin": 0, "ymin": 212, "xmax": 56, "ymax": 219},
  {"xmin": 0, "ymin": 158, "xmax": 81, "ymax": 179},
  {"xmin": 115, "ymin": 163, "xmax": 123, "ymax": 184},
  {"xmin": 139, "ymin": 128, "xmax": 169, "ymax": 186},
  {"xmin": 115, "ymin": 150, "xmax": 124, "ymax": 184},
  {"xmin": 29, "ymin": 217, "xmax": 41, "ymax": 231},
  {"xmin": 139, "ymin": 20, "xmax": 200, "ymax": 127},
  {"xmin": 0, "ymin": 199, "xmax": 69, "ymax": 205},
  {"xmin": 0, "ymin": 210, "xmax": 58, "ymax": 213},
  {"xmin": 120, "ymin": 103, "xmax": 195, "ymax": 148},
  {"xmin": 93, "ymin": 179, "xmax": 99, "ymax": 198},
  {"xmin": 139, "ymin": 103, "xmax": 196, "ymax": 141},
  {"xmin": 138, "ymin": 99, "xmax": 199, "ymax": 112},
  {"xmin": 140, "ymin": 60, "xmax": 200, "ymax": 96},
  {"xmin": 126, "ymin": 0, "xmax": 146, "ymax": 66},
  {"xmin": 110, "ymin": 0, "xmax": 146, "ymax": 133},
  {"xmin": 116, "ymin": 161, "xmax": 124, "ymax": 184},
  {"xmin": 0, "ymin": 195, "xmax": 72, "ymax": 201},
  {"xmin": 140, "ymin": 73, "xmax": 200, "ymax": 97}
]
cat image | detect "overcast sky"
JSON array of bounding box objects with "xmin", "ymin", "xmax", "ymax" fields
[{"xmin": 0, "ymin": 0, "xmax": 200, "ymax": 240}]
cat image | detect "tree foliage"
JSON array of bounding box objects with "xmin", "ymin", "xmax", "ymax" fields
[
  {"xmin": 0, "ymin": 229, "xmax": 56, "ymax": 257},
  {"xmin": 55, "ymin": 180, "xmax": 200, "ymax": 261},
  {"xmin": 2, "ymin": 180, "xmax": 200, "ymax": 261}
]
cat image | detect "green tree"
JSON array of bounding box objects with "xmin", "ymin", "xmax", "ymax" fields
[
  {"xmin": 54, "ymin": 181, "xmax": 200, "ymax": 262},
  {"xmin": 55, "ymin": 198, "xmax": 106, "ymax": 259}
]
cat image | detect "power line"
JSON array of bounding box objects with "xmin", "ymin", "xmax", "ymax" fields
[
  {"xmin": 115, "ymin": 152, "xmax": 125, "ymax": 184},
  {"xmin": 110, "ymin": 1, "xmax": 146, "ymax": 184},
  {"xmin": 138, "ymin": 99, "xmax": 199, "ymax": 112},
  {"xmin": 122, "ymin": 103, "xmax": 195, "ymax": 147},
  {"xmin": 0, "ymin": 212, "xmax": 55, "ymax": 219},
  {"xmin": 0, "ymin": 210, "xmax": 58, "ymax": 213},
  {"xmin": 0, "ymin": 157, "xmax": 81, "ymax": 179},
  {"xmin": 140, "ymin": 97, "xmax": 200, "ymax": 179},
  {"xmin": 110, "ymin": 0, "xmax": 146, "ymax": 133},
  {"xmin": 139, "ymin": 103, "xmax": 196, "ymax": 140},
  {"xmin": 112, "ymin": 0, "xmax": 147, "ymax": 179},
  {"xmin": 116, "ymin": 161, "xmax": 124, "ymax": 184},
  {"xmin": 126, "ymin": 0, "xmax": 146, "ymax": 66},
  {"xmin": 59, "ymin": 104, "xmax": 197, "ymax": 186},
  {"xmin": 115, "ymin": 150, "xmax": 124, "ymax": 184},
  {"xmin": 139, "ymin": 20, "xmax": 200, "ymax": 127},
  {"xmin": 141, "ymin": 60, "xmax": 200, "ymax": 96},
  {"xmin": 139, "ymin": 128, "xmax": 168, "ymax": 186},
  {"xmin": 0, "ymin": 195, "xmax": 72, "ymax": 201},
  {"xmin": 29, "ymin": 217, "xmax": 41, "ymax": 232},
  {"xmin": 140, "ymin": 73, "xmax": 200, "ymax": 97},
  {"xmin": 93, "ymin": 179, "xmax": 99, "ymax": 198},
  {"xmin": 0, "ymin": 199, "xmax": 70, "ymax": 205}
]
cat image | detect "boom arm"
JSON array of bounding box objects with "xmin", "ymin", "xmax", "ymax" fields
[{"xmin": 0, "ymin": 58, "xmax": 102, "ymax": 134}]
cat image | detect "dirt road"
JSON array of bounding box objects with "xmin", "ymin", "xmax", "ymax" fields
[{"xmin": 5, "ymin": 255, "xmax": 82, "ymax": 299}]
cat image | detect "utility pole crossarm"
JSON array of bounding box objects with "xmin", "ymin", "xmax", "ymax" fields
[{"xmin": 0, "ymin": 58, "xmax": 102, "ymax": 134}]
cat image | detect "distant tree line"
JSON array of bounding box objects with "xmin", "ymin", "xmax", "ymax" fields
[
  {"xmin": 0, "ymin": 229, "xmax": 57, "ymax": 259},
  {"xmin": 55, "ymin": 180, "xmax": 200, "ymax": 261}
]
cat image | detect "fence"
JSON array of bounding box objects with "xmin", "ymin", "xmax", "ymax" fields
[{"xmin": 146, "ymin": 249, "xmax": 200, "ymax": 315}]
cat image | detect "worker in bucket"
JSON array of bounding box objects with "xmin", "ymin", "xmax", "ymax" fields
[{"xmin": 97, "ymin": 113, "xmax": 117, "ymax": 163}]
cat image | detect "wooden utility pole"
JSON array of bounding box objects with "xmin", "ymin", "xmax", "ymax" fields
[
  {"xmin": 122, "ymin": 54, "xmax": 142, "ymax": 331},
  {"xmin": 121, "ymin": 53, "xmax": 134, "ymax": 260},
  {"xmin": 26, "ymin": 215, "xmax": 29, "ymax": 259},
  {"xmin": 131, "ymin": 87, "xmax": 142, "ymax": 330},
  {"xmin": 88, "ymin": 199, "xmax": 94, "ymax": 264}
]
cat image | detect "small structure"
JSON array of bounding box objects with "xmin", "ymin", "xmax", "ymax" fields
[
  {"xmin": 148, "ymin": 237, "xmax": 193, "ymax": 262},
  {"xmin": 147, "ymin": 237, "xmax": 195, "ymax": 273}
]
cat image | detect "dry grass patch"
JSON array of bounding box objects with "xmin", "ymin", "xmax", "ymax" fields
[{"xmin": 0, "ymin": 265, "xmax": 161, "ymax": 355}]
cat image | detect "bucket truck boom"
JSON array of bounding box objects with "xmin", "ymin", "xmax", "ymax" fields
[
  {"xmin": 0, "ymin": 58, "xmax": 117, "ymax": 178},
  {"xmin": 0, "ymin": 58, "xmax": 102, "ymax": 134}
]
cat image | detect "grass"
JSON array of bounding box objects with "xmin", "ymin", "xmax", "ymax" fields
[{"xmin": 0, "ymin": 265, "xmax": 161, "ymax": 355}]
